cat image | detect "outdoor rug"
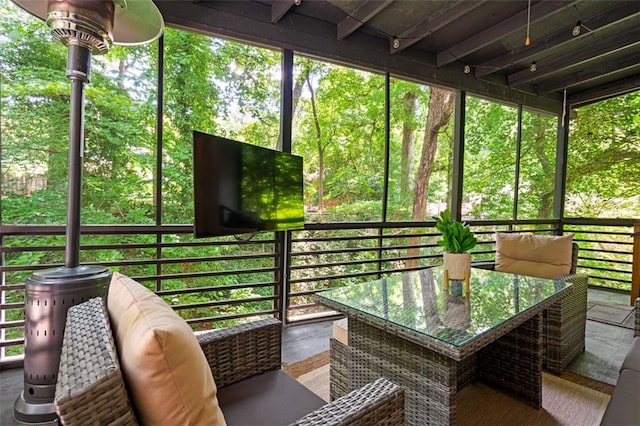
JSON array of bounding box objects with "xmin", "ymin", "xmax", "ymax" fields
[
  {"xmin": 587, "ymin": 302, "xmax": 635, "ymax": 329},
  {"xmin": 290, "ymin": 351, "xmax": 610, "ymax": 426}
]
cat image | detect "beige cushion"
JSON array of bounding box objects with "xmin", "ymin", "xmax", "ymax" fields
[
  {"xmin": 495, "ymin": 233, "xmax": 573, "ymax": 279},
  {"xmin": 107, "ymin": 272, "xmax": 226, "ymax": 426}
]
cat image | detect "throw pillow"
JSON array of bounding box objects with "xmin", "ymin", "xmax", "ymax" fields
[
  {"xmin": 495, "ymin": 233, "xmax": 573, "ymax": 279},
  {"xmin": 107, "ymin": 272, "xmax": 226, "ymax": 425}
]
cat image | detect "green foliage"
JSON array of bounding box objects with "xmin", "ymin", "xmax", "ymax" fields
[{"xmin": 432, "ymin": 210, "xmax": 477, "ymax": 253}]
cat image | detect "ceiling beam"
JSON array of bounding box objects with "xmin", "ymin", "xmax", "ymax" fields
[
  {"xmin": 437, "ymin": 0, "xmax": 577, "ymax": 67},
  {"xmin": 156, "ymin": 0, "xmax": 562, "ymax": 113},
  {"xmin": 537, "ymin": 52, "xmax": 640, "ymax": 93},
  {"xmin": 272, "ymin": 0, "xmax": 297, "ymax": 23},
  {"xmin": 337, "ymin": 0, "xmax": 393, "ymax": 40},
  {"xmin": 475, "ymin": 3, "xmax": 640, "ymax": 77},
  {"xmin": 569, "ymin": 74, "xmax": 640, "ymax": 107},
  {"xmin": 390, "ymin": 0, "xmax": 486, "ymax": 53},
  {"xmin": 508, "ymin": 27, "xmax": 640, "ymax": 86}
]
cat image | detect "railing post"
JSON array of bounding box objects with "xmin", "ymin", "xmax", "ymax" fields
[{"xmin": 632, "ymin": 223, "xmax": 640, "ymax": 305}]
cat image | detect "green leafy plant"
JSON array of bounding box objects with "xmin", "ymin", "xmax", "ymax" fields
[{"xmin": 432, "ymin": 209, "xmax": 477, "ymax": 253}]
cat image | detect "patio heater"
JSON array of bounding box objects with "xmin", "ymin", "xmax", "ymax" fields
[{"xmin": 10, "ymin": 1, "xmax": 163, "ymax": 423}]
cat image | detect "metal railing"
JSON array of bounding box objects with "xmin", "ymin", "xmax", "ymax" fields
[{"xmin": 1, "ymin": 218, "xmax": 637, "ymax": 366}]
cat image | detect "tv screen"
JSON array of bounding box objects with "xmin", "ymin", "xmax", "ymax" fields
[{"xmin": 193, "ymin": 131, "xmax": 304, "ymax": 237}]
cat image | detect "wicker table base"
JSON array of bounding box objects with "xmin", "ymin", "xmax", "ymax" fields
[
  {"xmin": 333, "ymin": 314, "xmax": 543, "ymax": 426},
  {"xmin": 319, "ymin": 266, "xmax": 571, "ymax": 426}
]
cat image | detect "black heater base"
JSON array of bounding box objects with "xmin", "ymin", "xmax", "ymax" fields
[
  {"xmin": 13, "ymin": 391, "xmax": 57, "ymax": 425},
  {"xmin": 13, "ymin": 265, "xmax": 111, "ymax": 424}
]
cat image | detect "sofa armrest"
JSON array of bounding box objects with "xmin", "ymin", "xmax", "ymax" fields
[
  {"xmin": 291, "ymin": 377, "xmax": 404, "ymax": 426},
  {"xmin": 197, "ymin": 317, "xmax": 282, "ymax": 388},
  {"xmin": 635, "ymin": 297, "xmax": 640, "ymax": 338},
  {"xmin": 55, "ymin": 298, "xmax": 138, "ymax": 425}
]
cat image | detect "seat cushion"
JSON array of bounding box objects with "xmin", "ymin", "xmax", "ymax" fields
[
  {"xmin": 600, "ymin": 368, "xmax": 640, "ymax": 425},
  {"xmin": 495, "ymin": 233, "xmax": 573, "ymax": 279},
  {"xmin": 620, "ymin": 337, "xmax": 640, "ymax": 373},
  {"xmin": 107, "ymin": 272, "xmax": 226, "ymax": 426},
  {"xmin": 217, "ymin": 370, "xmax": 326, "ymax": 425}
]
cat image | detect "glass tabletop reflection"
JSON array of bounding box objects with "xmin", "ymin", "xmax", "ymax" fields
[{"xmin": 316, "ymin": 266, "xmax": 570, "ymax": 347}]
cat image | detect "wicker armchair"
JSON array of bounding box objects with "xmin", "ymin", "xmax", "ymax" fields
[
  {"xmin": 473, "ymin": 241, "xmax": 588, "ymax": 373},
  {"xmin": 54, "ymin": 298, "xmax": 404, "ymax": 425}
]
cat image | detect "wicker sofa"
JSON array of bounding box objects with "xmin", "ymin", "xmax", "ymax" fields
[
  {"xmin": 52, "ymin": 273, "xmax": 404, "ymax": 426},
  {"xmin": 600, "ymin": 297, "xmax": 640, "ymax": 425}
]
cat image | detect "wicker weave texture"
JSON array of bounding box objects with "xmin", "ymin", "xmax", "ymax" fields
[
  {"xmin": 477, "ymin": 314, "xmax": 543, "ymax": 408},
  {"xmin": 471, "ymin": 258, "xmax": 587, "ymax": 374},
  {"xmin": 545, "ymin": 274, "xmax": 588, "ymax": 373},
  {"xmin": 54, "ymin": 297, "xmax": 137, "ymax": 425},
  {"xmin": 292, "ymin": 377, "xmax": 404, "ymax": 426},
  {"xmin": 197, "ymin": 317, "xmax": 282, "ymax": 388},
  {"xmin": 348, "ymin": 318, "xmax": 457, "ymax": 425},
  {"xmin": 330, "ymin": 337, "xmax": 350, "ymax": 401}
]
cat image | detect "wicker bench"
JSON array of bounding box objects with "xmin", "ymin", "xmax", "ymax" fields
[
  {"xmin": 600, "ymin": 297, "xmax": 640, "ymax": 425},
  {"xmin": 54, "ymin": 297, "xmax": 404, "ymax": 425}
]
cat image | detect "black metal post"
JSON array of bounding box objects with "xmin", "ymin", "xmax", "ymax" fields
[{"xmin": 65, "ymin": 44, "xmax": 91, "ymax": 268}]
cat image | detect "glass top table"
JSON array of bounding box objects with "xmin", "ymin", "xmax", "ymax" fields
[
  {"xmin": 316, "ymin": 266, "xmax": 573, "ymax": 425},
  {"xmin": 317, "ymin": 266, "xmax": 570, "ymax": 354}
]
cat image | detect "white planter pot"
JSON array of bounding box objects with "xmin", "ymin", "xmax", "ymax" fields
[{"xmin": 443, "ymin": 252, "xmax": 471, "ymax": 281}]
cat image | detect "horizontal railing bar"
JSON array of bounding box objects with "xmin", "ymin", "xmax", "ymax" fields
[
  {"xmin": 185, "ymin": 309, "xmax": 278, "ymax": 325},
  {"xmin": 292, "ymin": 242, "xmax": 438, "ymax": 258},
  {"xmin": 290, "ymin": 253, "xmax": 440, "ymax": 272},
  {"xmin": 287, "ymin": 313, "xmax": 343, "ymax": 324},
  {"xmin": 574, "ymin": 238, "xmax": 633, "ymax": 245},
  {"xmin": 580, "ymin": 256, "xmax": 632, "ymax": 265},
  {"xmin": 289, "ymin": 263, "xmax": 439, "ymax": 287},
  {"xmin": 129, "ymin": 267, "xmax": 279, "ymax": 283},
  {"xmin": 578, "ymin": 265, "xmax": 631, "ymax": 274},
  {"xmin": 587, "ymin": 274, "xmax": 632, "ymax": 284},
  {"xmin": 0, "ymin": 302, "xmax": 23, "ymax": 310},
  {"xmin": 157, "ymin": 281, "xmax": 275, "ymax": 296},
  {"xmin": 291, "ymin": 232, "xmax": 438, "ymax": 243},
  {"xmin": 0, "ymin": 284, "xmax": 26, "ymax": 292},
  {"xmin": 173, "ymin": 295, "xmax": 276, "ymax": 311},
  {"xmin": 0, "ymin": 338, "xmax": 24, "ymax": 348},
  {"xmin": 567, "ymin": 230, "xmax": 633, "ymax": 237},
  {"xmin": 563, "ymin": 217, "xmax": 639, "ymax": 227},
  {"xmin": 289, "ymin": 269, "xmax": 384, "ymax": 285},
  {"xmin": 0, "ymin": 320, "xmax": 23, "ymax": 329},
  {"xmin": 0, "ymin": 224, "xmax": 194, "ymax": 235},
  {"xmin": 0, "ymin": 257, "xmax": 275, "ymax": 274},
  {"xmin": 578, "ymin": 247, "xmax": 633, "ymax": 255},
  {"xmin": 1, "ymin": 238, "xmax": 276, "ymax": 254},
  {"xmin": 292, "ymin": 246, "xmax": 383, "ymax": 257}
]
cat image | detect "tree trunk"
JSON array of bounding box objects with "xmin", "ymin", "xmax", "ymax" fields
[
  {"xmin": 407, "ymin": 87, "xmax": 455, "ymax": 268},
  {"xmin": 306, "ymin": 71, "xmax": 325, "ymax": 212},
  {"xmin": 401, "ymin": 91, "xmax": 417, "ymax": 195},
  {"xmin": 533, "ymin": 121, "xmax": 554, "ymax": 219},
  {"xmin": 412, "ymin": 87, "xmax": 455, "ymax": 220}
]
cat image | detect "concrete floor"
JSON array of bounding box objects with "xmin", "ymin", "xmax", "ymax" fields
[{"xmin": 0, "ymin": 288, "xmax": 635, "ymax": 425}]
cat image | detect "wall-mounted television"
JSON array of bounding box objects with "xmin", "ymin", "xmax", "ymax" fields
[{"xmin": 193, "ymin": 131, "xmax": 304, "ymax": 238}]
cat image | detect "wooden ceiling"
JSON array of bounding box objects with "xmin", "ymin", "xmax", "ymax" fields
[{"xmin": 156, "ymin": 0, "xmax": 640, "ymax": 113}]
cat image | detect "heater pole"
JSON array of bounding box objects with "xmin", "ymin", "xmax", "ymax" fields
[{"xmin": 65, "ymin": 44, "xmax": 91, "ymax": 268}]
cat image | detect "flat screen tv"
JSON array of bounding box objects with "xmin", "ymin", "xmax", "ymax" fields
[{"xmin": 193, "ymin": 131, "xmax": 304, "ymax": 237}]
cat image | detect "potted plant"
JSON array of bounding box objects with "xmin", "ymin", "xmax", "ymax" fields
[{"xmin": 432, "ymin": 209, "xmax": 477, "ymax": 281}]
